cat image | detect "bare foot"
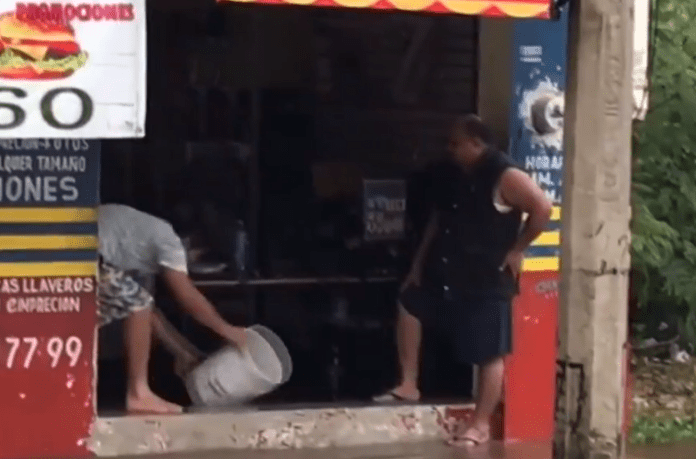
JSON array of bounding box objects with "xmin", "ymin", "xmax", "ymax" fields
[{"xmin": 126, "ymin": 389, "xmax": 183, "ymax": 415}]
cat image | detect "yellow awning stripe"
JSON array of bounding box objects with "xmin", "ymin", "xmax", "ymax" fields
[
  {"xmin": 0, "ymin": 262, "xmax": 97, "ymax": 277},
  {"xmin": 0, "ymin": 235, "xmax": 98, "ymax": 251},
  {"xmin": 0, "ymin": 208, "xmax": 97, "ymax": 223},
  {"xmin": 439, "ymin": 0, "xmax": 548, "ymax": 17}
]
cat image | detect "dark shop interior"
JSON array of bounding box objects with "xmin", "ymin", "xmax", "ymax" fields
[{"xmin": 96, "ymin": 0, "xmax": 481, "ymax": 413}]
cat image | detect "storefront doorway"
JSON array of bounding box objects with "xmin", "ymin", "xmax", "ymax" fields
[
  {"xmin": 97, "ymin": 1, "xmax": 481, "ymax": 413},
  {"xmin": 0, "ymin": 0, "xmax": 563, "ymax": 458}
]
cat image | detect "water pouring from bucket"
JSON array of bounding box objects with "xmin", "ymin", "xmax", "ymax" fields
[{"xmin": 185, "ymin": 325, "xmax": 293, "ymax": 407}]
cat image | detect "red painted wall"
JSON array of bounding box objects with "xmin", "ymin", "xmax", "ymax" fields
[
  {"xmin": 0, "ymin": 277, "xmax": 96, "ymax": 459},
  {"xmin": 504, "ymin": 270, "xmax": 558, "ymax": 442},
  {"xmin": 0, "ymin": 274, "xmax": 564, "ymax": 457}
]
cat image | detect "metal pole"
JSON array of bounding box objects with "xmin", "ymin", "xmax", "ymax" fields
[
  {"xmin": 555, "ymin": 1, "xmax": 634, "ymax": 458},
  {"xmin": 248, "ymin": 7, "xmax": 262, "ymax": 325}
]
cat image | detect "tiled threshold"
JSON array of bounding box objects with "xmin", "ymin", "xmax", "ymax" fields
[{"xmin": 89, "ymin": 402, "xmax": 477, "ymax": 457}]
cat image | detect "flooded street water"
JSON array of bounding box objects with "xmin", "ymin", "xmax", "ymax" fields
[
  {"xmin": 629, "ymin": 442, "xmax": 696, "ymax": 459},
  {"xmin": 117, "ymin": 440, "xmax": 696, "ymax": 459}
]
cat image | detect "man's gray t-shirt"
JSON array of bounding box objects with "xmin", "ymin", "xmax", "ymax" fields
[{"xmin": 98, "ymin": 204, "xmax": 188, "ymax": 282}]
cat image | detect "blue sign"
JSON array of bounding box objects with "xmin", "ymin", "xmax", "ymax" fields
[
  {"xmin": 0, "ymin": 139, "xmax": 100, "ymax": 267},
  {"xmin": 509, "ymin": 2, "xmax": 569, "ymax": 261},
  {"xmin": 0, "ymin": 139, "xmax": 100, "ymax": 207},
  {"xmin": 509, "ymin": 2, "xmax": 569, "ymax": 206}
]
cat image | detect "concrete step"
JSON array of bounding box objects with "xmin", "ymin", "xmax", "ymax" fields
[
  {"xmin": 115, "ymin": 440, "xmax": 555, "ymax": 459},
  {"xmin": 89, "ymin": 403, "xmax": 476, "ymax": 456}
]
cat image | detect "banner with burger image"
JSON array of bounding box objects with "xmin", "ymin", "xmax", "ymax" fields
[{"xmin": 0, "ymin": 1, "xmax": 145, "ymax": 138}]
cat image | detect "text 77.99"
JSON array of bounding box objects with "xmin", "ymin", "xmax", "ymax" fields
[{"xmin": 3, "ymin": 336, "xmax": 83, "ymax": 369}]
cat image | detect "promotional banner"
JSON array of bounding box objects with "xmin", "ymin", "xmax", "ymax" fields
[
  {"xmin": 0, "ymin": 139, "xmax": 99, "ymax": 459},
  {"xmin": 0, "ymin": 2, "xmax": 145, "ymax": 138}
]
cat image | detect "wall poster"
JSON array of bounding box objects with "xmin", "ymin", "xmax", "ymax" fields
[{"xmin": 0, "ymin": 1, "xmax": 146, "ymax": 138}]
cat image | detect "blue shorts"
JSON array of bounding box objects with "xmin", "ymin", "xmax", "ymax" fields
[{"xmin": 400, "ymin": 285, "xmax": 512, "ymax": 365}]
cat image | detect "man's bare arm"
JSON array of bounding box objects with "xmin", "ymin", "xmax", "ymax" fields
[
  {"xmin": 499, "ymin": 168, "xmax": 553, "ymax": 252},
  {"xmin": 161, "ymin": 268, "xmax": 247, "ymax": 347},
  {"xmin": 151, "ymin": 307, "xmax": 205, "ymax": 361}
]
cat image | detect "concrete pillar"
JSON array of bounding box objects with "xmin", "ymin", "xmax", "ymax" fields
[{"xmin": 556, "ymin": 1, "xmax": 633, "ymax": 458}]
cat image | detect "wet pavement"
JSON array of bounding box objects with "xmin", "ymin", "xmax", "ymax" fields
[
  {"xmin": 630, "ymin": 442, "xmax": 696, "ymax": 458},
  {"xmin": 116, "ymin": 440, "xmax": 696, "ymax": 459}
]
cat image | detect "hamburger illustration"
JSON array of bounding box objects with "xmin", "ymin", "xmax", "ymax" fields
[{"xmin": 0, "ymin": 12, "xmax": 87, "ymax": 80}]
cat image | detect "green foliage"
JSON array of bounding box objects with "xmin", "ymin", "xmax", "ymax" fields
[
  {"xmin": 631, "ymin": 415, "xmax": 696, "ymax": 445},
  {"xmin": 632, "ymin": 0, "xmax": 696, "ymax": 348}
]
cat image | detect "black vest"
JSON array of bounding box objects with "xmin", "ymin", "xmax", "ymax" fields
[{"xmin": 423, "ymin": 151, "xmax": 523, "ymax": 300}]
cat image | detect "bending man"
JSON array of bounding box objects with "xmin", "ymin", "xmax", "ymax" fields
[{"xmin": 98, "ymin": 203, "xmax": 248, "ymax": 414}]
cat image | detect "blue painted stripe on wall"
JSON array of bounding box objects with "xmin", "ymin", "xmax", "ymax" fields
[
  {"xmin": 546, "ymin": 221, "xmax": 561, "ymax": 231},
  {"xmin": 0, "ymin": 249, "xmax": 98, "ymax": 263},
  {"xmin": 526, "ymin": 246, "xmax": 560, "ymax": 258},
  {"xmin": 0, "ymin": 223, "xmax": 98, "ymax": 235}
]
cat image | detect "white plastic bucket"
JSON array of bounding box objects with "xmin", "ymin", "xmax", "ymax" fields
[{"xmin": 185, "ymin": 325, "xmax": 293, "ymax": 407}]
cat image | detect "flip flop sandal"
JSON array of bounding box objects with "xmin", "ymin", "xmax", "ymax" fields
[
  {"xmin": 447, "ymin": 427, "xmax": 490, "ymax": 448},
  {"xmin": 372, "ymin": 391, "xmax": 419, "ymax": 404},
  {"xmin": 126, "ymin": 408, "xmax": 183, "ymax": 416},
  {"xmin": 449, "ymin": 435, "xmax": 490, "ymax": 448}
]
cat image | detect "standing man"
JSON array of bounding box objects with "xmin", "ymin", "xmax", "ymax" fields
[
  {"xmin": 374, "ymin": 115, "xmax": 552, "ymax": 447},
  {"xmin": 98, "ymin": 203, "xmax": 248, "ymax": 414}
]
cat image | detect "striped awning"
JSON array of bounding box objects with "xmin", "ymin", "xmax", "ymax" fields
[{"xmin": 218, "ymin": 0, "xmax": 553, "ymax": 19}]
